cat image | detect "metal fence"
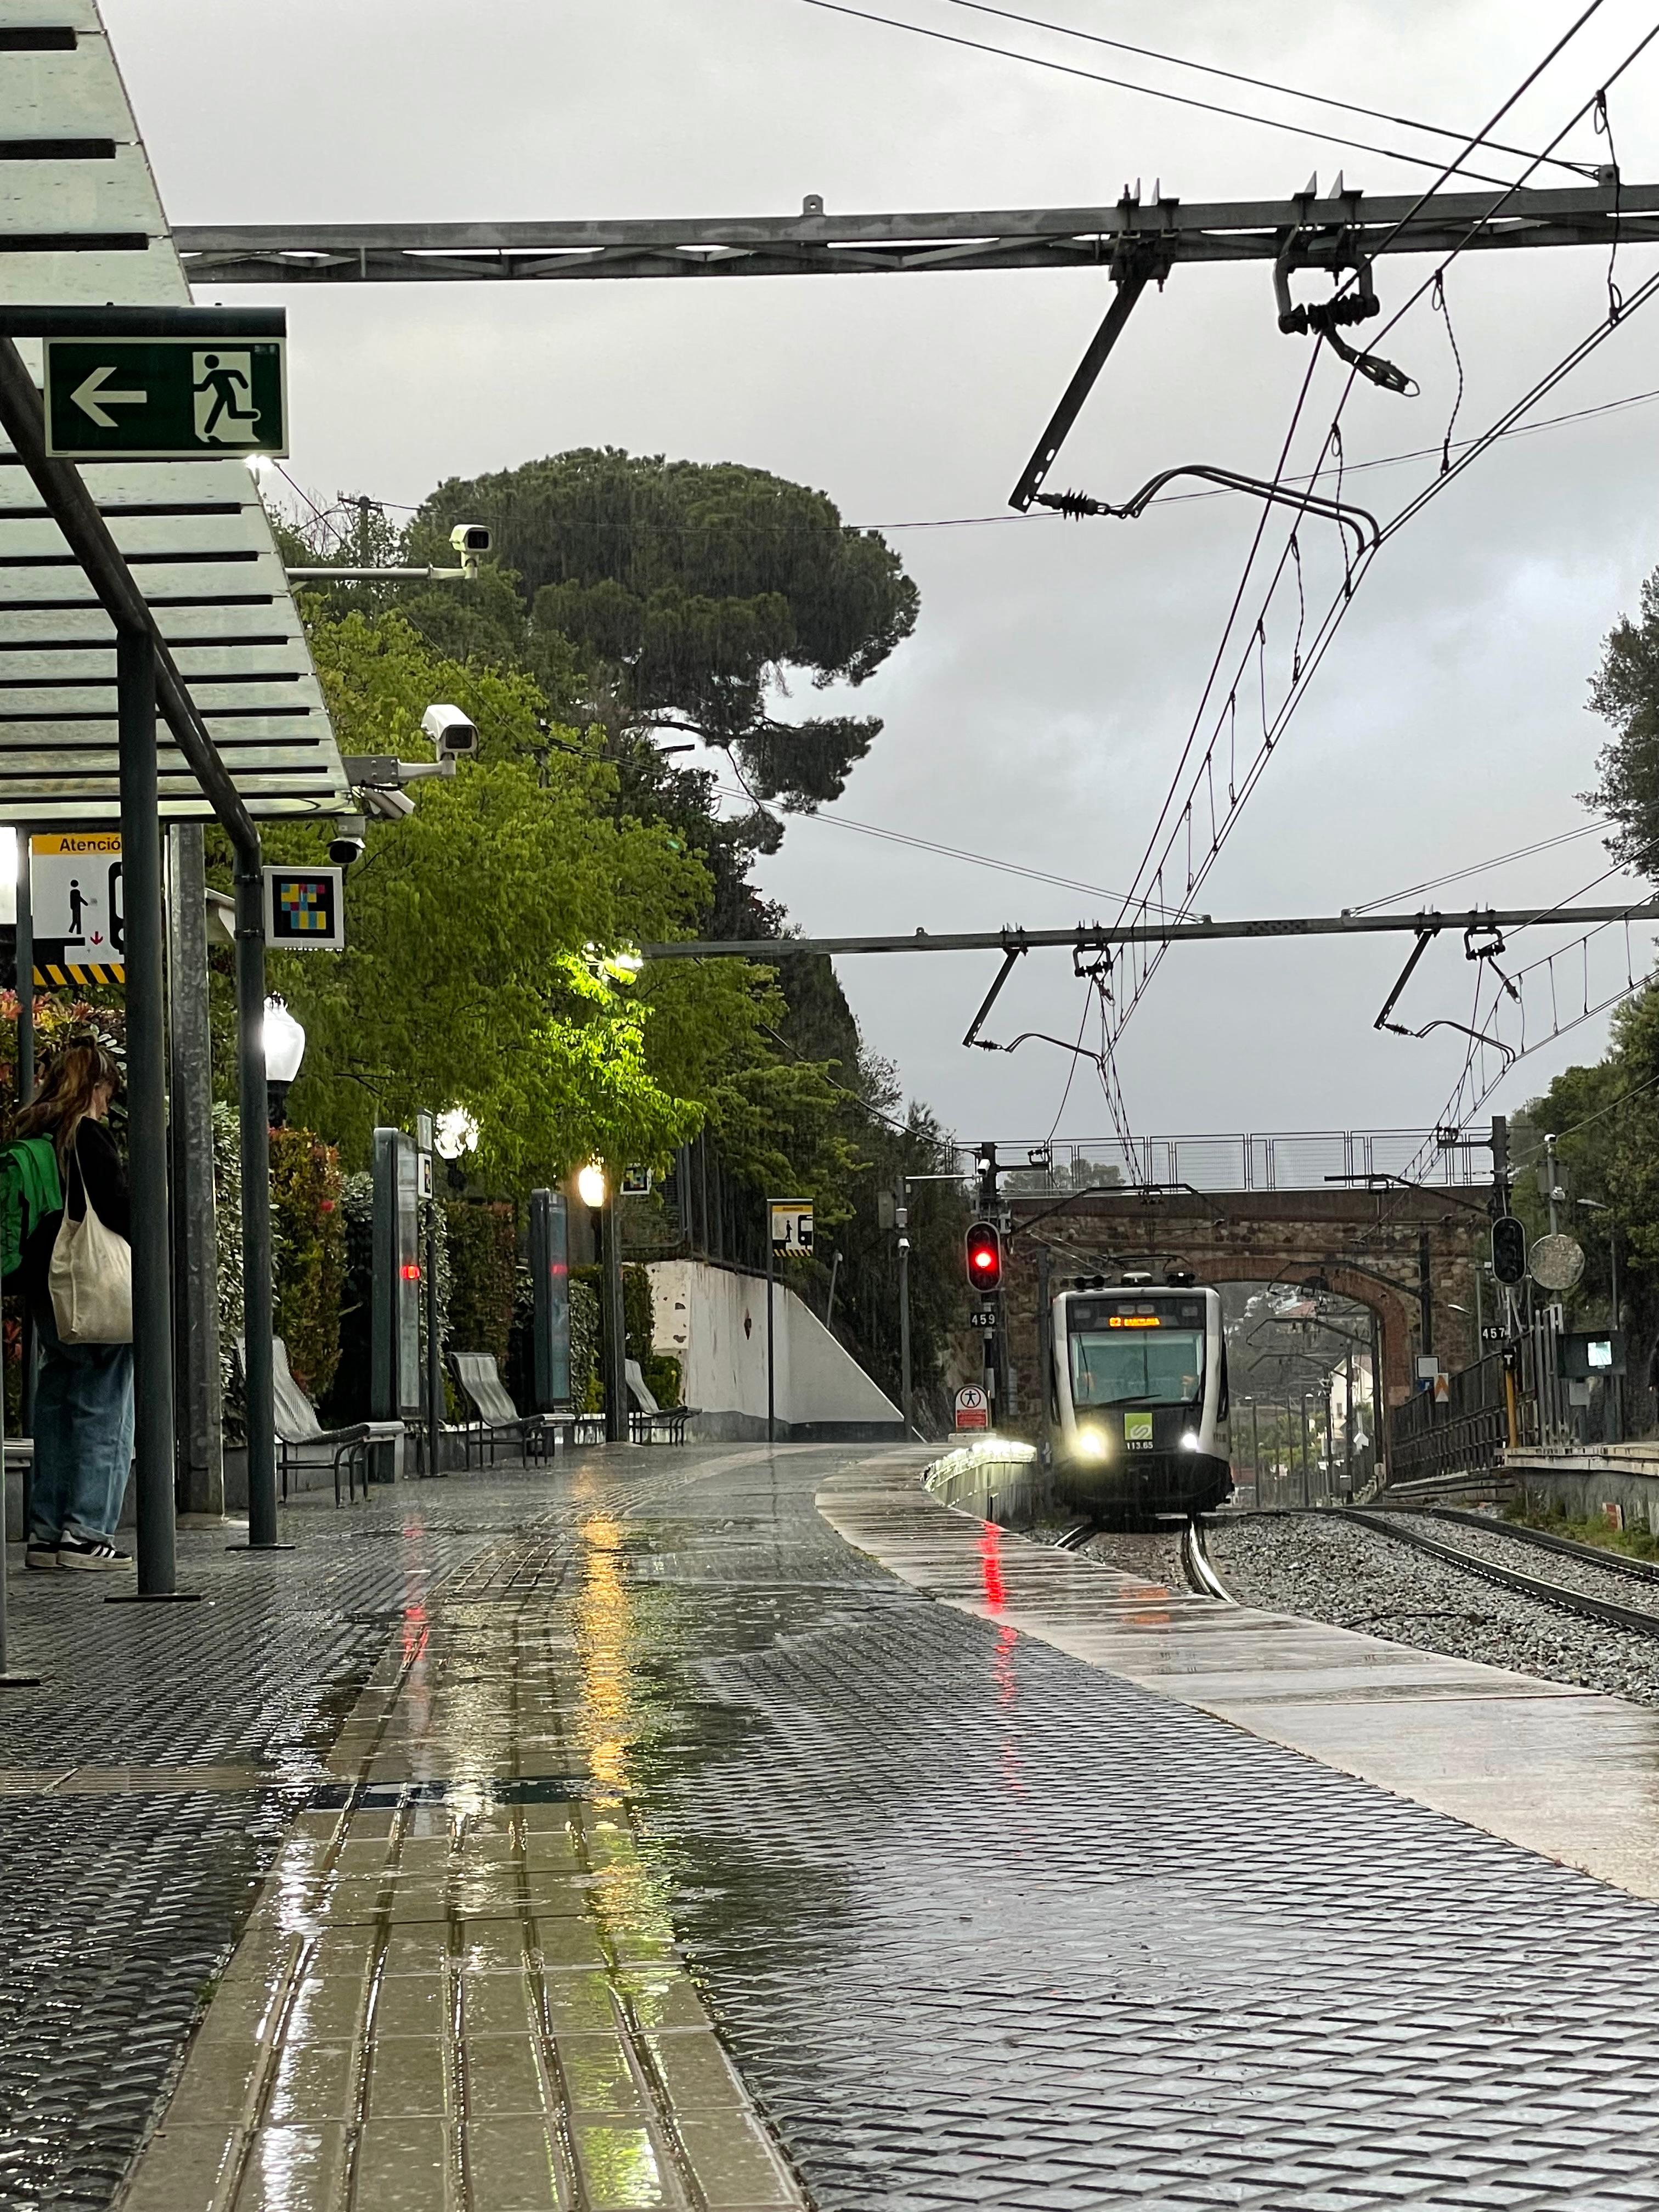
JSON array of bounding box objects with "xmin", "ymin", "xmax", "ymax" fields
[
  {"xmin": 990, "ymin": 1130, "xmax": 1487, "ymax": 1197},
  {"xmin": 1387, "ymin": 1312, "xmax": 1571, "ymax": 1483}
]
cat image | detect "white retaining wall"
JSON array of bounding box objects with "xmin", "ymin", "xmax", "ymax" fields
[{"xmin": 647, "ymin": 1259, "xmax": 904, "ymax": 1441}]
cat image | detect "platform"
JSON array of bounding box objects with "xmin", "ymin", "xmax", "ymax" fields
[{"xmin": 6, "ymin": 1443, "xmax": 1659, "ymax": 2209}]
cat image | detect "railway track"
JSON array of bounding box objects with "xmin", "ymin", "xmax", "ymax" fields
[
  {"xmin": 1181, "ymin": 1515, "xmax": 1234, "ymax": 1601},
  {"xmin": 1338, "ymin": 1509, "xmax": 1659, "ymax": 1640},
  {"xmin": 1053, "ymin": 1515, "xmax": 1236, "ymax": 1601},
  {"xmin": 1419, "ymin": 1506, "xmax": 1659, "ymax": 1587}
]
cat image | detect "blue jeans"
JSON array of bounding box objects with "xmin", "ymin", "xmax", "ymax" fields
[{"xmin": 28, "ymin": 1297, "xmax": 134, "ymax": 1545}]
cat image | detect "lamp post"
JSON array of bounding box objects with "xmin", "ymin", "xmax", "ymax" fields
[
  {"xmin": 579, "ymin": 1162, "xmax": 627, "ymax": 1443},
  {"xmin": 422, "ymin": 1107, "xmax": 476, "ymax": 1478},
  {"xmin": 262, "ymin": 996, "xmax": 306, "ymax": 1127}
]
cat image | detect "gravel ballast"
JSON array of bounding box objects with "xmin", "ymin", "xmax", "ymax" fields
[{"xmin": 1205, "ymin": 1512, "xmax": 1659, "ymax": 1707}]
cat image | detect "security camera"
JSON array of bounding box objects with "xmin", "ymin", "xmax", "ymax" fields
[
  {"xmin": 420, "ymin": 702, "xmax": 479, "ymax": 759},
  {"xmin": 450, "ymin": 522, "xmax": 490, "ymax": 579},
  {"xmin": 328, "ymin": 811, "xmax": 367, "ymax": 867},
  {"xmin": 363, "ymin": 785, "xmax": 416, "ymax": 821}
]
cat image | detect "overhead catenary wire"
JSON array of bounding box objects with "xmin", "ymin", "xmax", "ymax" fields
[
  {"xmin": 269, "ymin": 385, "xmax": 1659, "ymax": 549},
  {"xmin": 1094, "ymin": 12, "xmax": 1658, "ymax": 1070},
  {"xmin": 1351, "ymin": 821, "xmax": 1616, "ymax": 912},
  {"xmin": 944, "ymin": 0, "xmax": 1594, "ymax": 177},
  {"xmin": 710, "ymin": 782, "xmax": 1187, "ymax": 914},
  {"xmin": 790, "ymin": 0, "xmax": 1544, "ymax": 188}
]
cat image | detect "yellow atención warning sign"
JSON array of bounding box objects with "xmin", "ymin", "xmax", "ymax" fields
[{"xmin": 29, "ymin": 833, "xmax": 123, "ymax": 986}]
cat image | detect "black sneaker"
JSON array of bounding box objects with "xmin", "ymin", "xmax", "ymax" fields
[
  {"xmin": 57, "ymin": 1536, "xmax": 131, "ymax": 1572},
  {"xmin": 24, "ymin": 1541, "xmax": 58, "ymax": 1571}
]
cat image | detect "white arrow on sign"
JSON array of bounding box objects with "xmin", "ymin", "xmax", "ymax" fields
[{"xmin": 71, "ymin": 364, "xmax": 148, "ymax": 428}]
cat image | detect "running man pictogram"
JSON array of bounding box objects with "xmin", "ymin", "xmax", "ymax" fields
[{"xmin": 191, "ymin": 351, "xmax": 262, "ymax": 444}]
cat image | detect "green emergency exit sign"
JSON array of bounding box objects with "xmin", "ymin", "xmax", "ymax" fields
[{"xmin": 42, "ymin": 336, "xmax": 287, "ymax": 459}]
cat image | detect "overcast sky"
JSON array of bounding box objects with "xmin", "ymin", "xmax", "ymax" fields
[{"xmin": 106, "ymin": 0, "xmax": 1659, "ymax": 1158}]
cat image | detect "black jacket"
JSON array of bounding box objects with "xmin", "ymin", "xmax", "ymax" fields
[{"xmin": 19, "ymin": 1120, "xmax": 131, "ymax": 1310}]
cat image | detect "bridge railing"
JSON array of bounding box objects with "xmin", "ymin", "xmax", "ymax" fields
[{"xmin": 993, "ymin": 1130, "xmax": 1487, "ymax": 1197}]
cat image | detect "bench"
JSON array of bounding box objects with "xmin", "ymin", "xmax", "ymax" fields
[
  {"xmin": 240, "ymin": 1338, "xmax": 404, "ymax": 1505},
  {"xmin": 626, "ymin": 1358, "xmax": 695, "ymax": 1444},
  {"xmin": 448, "ymin": 1351, "xmax": 602, "ymax": 1465}
]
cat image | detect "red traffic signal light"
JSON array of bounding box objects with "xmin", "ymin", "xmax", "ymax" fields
[{"xmin": 966, "ymin": 1220, "xmax": 1002, "ymax": 1292}]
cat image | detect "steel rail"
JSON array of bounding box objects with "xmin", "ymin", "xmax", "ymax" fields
[
  {"xmin": 1340, "ymin": 1508, "xmax": 1659, "ymax": 1635},
  {"xmin": 640, "ymin": 898, "xmax": 1659, "ymax": 962},
  {"xmin": 1181, "ymin": 1515, "xmax": 1235, "ymax": 1601},
  {"xmin": 171, "ymin": 179, "xmax": 1659, "ymax": 284},
  {"xmin": 1423, "ymin": 1505, "xmax": 1659, "ymax": 1585}
]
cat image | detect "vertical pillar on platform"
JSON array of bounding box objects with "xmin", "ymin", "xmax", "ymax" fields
[
  {"xmin": 16, "ymin": 833, "xmax": 35, "ymax": 1455},
  {"xmin": 115, "ymin": 629, "xmax": 181, "ymax": 1599},
  {"xmin": 167, "ymin": 824, "xmax": 223, "ymax": 1517}
]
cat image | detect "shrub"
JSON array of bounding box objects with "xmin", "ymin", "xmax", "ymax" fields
[
  {"xmin": 443, "ymin": 1200, "xmax": 517, "ymax": 1365},
  {"xmin": 268, "ymin": 1126, "xmax": 346, "ymax": 1400},
  {"xmin": 569, "ymin": 1276, "xmax": 601, "ymax": 1413},
  {"xmin": 569, "ymin": 1262, "xmax": 679, "ymax": 1404}
]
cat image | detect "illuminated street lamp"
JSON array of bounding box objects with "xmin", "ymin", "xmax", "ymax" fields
[
  {"xmin": 263, "ymin": 997, "xmax": 306, "ymax": 1127},
  {"xmin": 576, "ymin": 1162, "xmax": 627, "ymax": 1443},
  {"xmin": 577, "ymin": 1160, "xmax": 607, "ymax": 1209}
]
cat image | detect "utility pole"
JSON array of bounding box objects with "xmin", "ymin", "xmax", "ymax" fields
[
  {"xmin": 896, "ymin": 1172, "xmax": 913, "ymax": 1438},
  {"xmin": 1545, "ymin": 1132, "xmax": 1560, "ymax": 1233},
  {"xmin": 1344, "ymin": 1352, "xmax": 1354, "ymax": 1497},
  {"xmin": 765, "ymin": 1213, "xmax": 775, "ymax": 1448},
  {"xmin": 1036, "ymin": 1243, "xmax": 1053, "ymax": 1463}
]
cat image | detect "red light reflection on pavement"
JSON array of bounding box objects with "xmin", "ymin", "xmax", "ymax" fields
[
  {"xmin": 978, "ymin": 1522, "xmax": 1007, "ymax": 1613},
  {"xmin": 400, "ymin": 1602, "xmax": 429, "ymax": 1666}
]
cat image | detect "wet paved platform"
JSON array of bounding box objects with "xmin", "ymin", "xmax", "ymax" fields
[
  {"xmin": 10, "ymin": 1442, "xmax": 1659, "ymax": 2209},
  {"xmin": 821, "ymin": 1465, "xmax": 1659, "ymax": 1902}
]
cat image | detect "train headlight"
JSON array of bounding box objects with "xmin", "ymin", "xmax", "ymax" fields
[
  {"xmin": 1075, "ymin": 1428, "xmax": 1108, "ymax": 1460},
  {"xmin": 1180, "ymin": 1430, "xmax": 1200, "ymax": 1451}
]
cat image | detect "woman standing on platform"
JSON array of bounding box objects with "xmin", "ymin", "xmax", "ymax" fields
[{"xmin": 13, "ymin": 1039, "xmax": 133, "ymax": 1571}]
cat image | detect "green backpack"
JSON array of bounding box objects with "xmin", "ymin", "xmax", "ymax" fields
[{"xmin": 0, "ymin": 1137, "xmax": 63, "ymax": 1283}]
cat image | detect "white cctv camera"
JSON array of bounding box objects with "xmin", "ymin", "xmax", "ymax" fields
[
  {"xmin": 328, "ymin": 811, "xmax": 367, "ymax": 866},
  {"xmin": 362, "ymin": 786, "xmax": 416, "ymax": 821},
  {"xmin": 450, "ymin": 522, "xmax": 490, "ymax": 578},
  {"xmin": 420, "ymin": 702, "xmax": 479, "ymax": 759}
]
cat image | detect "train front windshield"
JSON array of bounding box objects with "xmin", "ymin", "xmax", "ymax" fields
[{"xmin": 1069, "ymin": 1327, "xmax": 1204, "ymax": 1408}]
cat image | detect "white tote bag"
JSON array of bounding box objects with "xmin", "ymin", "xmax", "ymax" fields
[{"xmin": 49, "ymin": 1148, "xmax": 132, "ymax": 1345}]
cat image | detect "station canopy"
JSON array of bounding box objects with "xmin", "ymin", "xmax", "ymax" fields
[{"xmin": 0, "ymin": 0, "xmax": 348, "ymax": 824}]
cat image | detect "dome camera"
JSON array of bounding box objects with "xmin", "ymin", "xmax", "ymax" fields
[{"xmin": 328, "ymin": 811, "xmax": 367, "ymax": 867}]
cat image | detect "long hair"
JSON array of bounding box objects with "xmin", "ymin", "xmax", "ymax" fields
[{"xmin": 12, "ymin": 1037, "xmax": 122, "ymax": 1163}]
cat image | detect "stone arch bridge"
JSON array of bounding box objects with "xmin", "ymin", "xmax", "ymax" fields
[{"xmin": 1002, "ymin": 1186, "xmax": 1487, "ymax": 1412}]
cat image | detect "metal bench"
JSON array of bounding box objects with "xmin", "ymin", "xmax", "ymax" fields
[
  {"xmin": 239, "ymin": 1338, "xmax": 404, "ymax": 1504},
  {"xmin": 448, "ymin": 1351, "xmax": 601, "ymax": 1465},
  {"xmin": 625, "ymin": 1358, "xmax": 694, "ymax": 1444}
]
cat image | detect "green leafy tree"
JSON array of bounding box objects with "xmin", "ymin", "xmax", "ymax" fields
[
  {"xmin": 1516, "ymin": 984, "xmax": 1659, "ymax": 1429},
  {"xmin": 408, "ymin": 448, "xmax": 918, "ymax": 815},
  {"xmin": 241, "ymin": 608, "xmax": 711, "ymax": 1183},
  {"xmin": 1587, "ymin": 564, "xmax": 1659, "ymax": 873}
]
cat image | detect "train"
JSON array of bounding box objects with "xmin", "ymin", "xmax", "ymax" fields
[{"xmin": 1049, "ymin": 1278, "xmax": 1233, "ymax": 1520}]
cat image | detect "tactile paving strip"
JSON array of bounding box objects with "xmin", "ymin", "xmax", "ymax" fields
[{"xmin": 0, "ymin": 1466, "xmax": 597, "ymax": 2211}]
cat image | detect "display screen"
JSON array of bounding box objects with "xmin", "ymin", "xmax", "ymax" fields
[
  {"xmin": 1588, "ymin": 1338, "xmax": 1613, "ymax": 1371},
  {"xmin": 1069, "ymin": 1328, "xmax": 1204, "ymax": 1409},
  {"xmin": 1070, "ymin": 1298, "xmax": 1204, "ymax": 1330}
]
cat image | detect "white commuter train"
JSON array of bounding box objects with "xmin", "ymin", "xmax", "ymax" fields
[{"xmin": 1049, "ymin": 1280, "xmax": 1233, "ymax": 1519}]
